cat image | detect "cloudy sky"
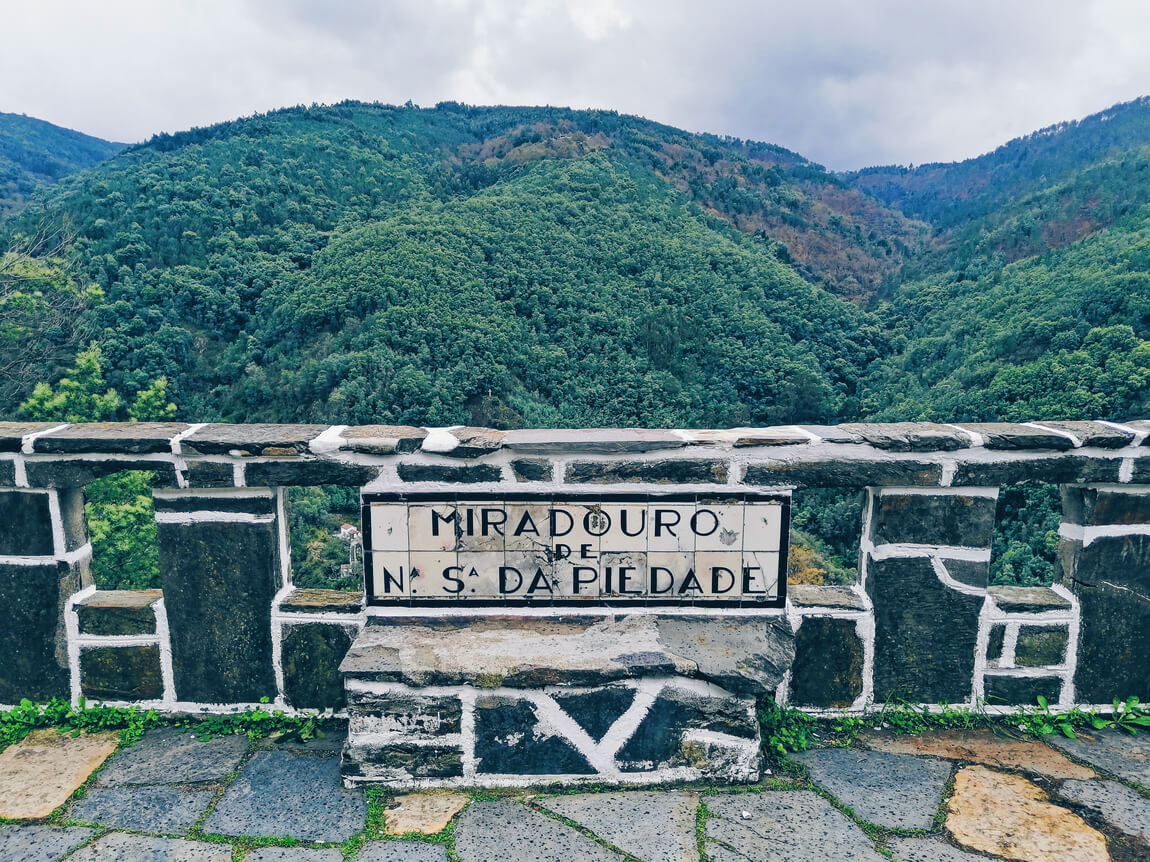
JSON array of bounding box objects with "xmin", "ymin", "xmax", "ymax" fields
[{"xmin": 3, "ymin": 0, "xmax": 1150, "ymax": 170}]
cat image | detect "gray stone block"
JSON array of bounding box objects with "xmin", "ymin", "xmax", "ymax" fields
[
  {"xmin": 0, "ymin": 421, "xmax": 65, "ymax": 453},
  {"xmin": 705, "ymin": 790, "xmax": 885, "ymax": 861},
  {"xmin": 0, "ymin": 459, "xmax": 16, "ymax": 486},
  {"xmin": 340, "ymin": 426, "xmax": 427, "ymax": 454},
  {"xmin": 1048, "ymin": 728, "xmax": 1150, "ymax": 786},
  {"xmin": 346, "ymin": 692, "xmax": 462, "ymax": 737},
  {"xmin": 158, "ymin": 519, "xmax": 278, "ymax": 703},
  {"xmin": 245, "ymin": 459, "xmax": 378, "ymax": 487},
  {"xmin": 510, "ymin": 458, "xmax": 553, "ymax": 482},
  {"xmin": 76, "ymin": 590, "xmax": 160, "ymax": 635},
  {"xmin": 183, "ymin": 461, "xmax": 235, "ymax": 488},
  {"xmin": 0, "ymin": 825, "xmax": 95, "ymax": 862},
  {"xmin": 886, "ymin": 836, "xmax": 990, "ymax": 861},
  {"xmin": 342, "ymin": 741, "xmax": 464, "ymax": 782},
  {"xmin": 987, "ymin": 625, "xmax": 1005, "ymax": 662},
  {"xmin": 80, "ymin": 645, "xmax": 163, "ymax": 701},
  {"xmin": 279, "ymin": 589, "xmax": 364, "ymax": 614},
  {"xmin": 24, "ymin": 459, "xmax": 179, "ymax": 488},
  {"xmin": 439, "ymin": 427, "xmax": 505, "ymax": 457},
  {"xmin": 68, "ymin": 833, "xmax": 231, "ymax": 861},
  {"xmin": 154, "ymin": 494, "xmax": 274, "ymax": 515},
  {"xmin": 69, "ymin": 784, "xmax": 215, "ymax": 833},
  {"xmin": 474, "ymin": 696, "xmax": 595, "ymax": 775},
  {"xmin": 866, "ymin": 557, "xmax": 983, "ymax": 703},
  {"xmin": 504, "ymin": 428, "xmax": 686, "ymax": 454},
  {"xmin": 951, "ymin": 455, "xmax": 1118, "ymax": 486},
  {"xmin": 32, "ymin": 422, "xmax": 188, "ymax": 454},
  {"xmin": 396, "ymin": 464, "xmax": 502, "ymax": 483},
  {"xmin": 983, "ymin": 675, "xmax": 1062, "ymax": 706},
  {"xmin": 282, "ymin": 623, "xmax": 354, "ymax": 710},
  {"xmin": 789, "ymin": 616, "xmax": 864, "ymax": 708},
  {"xmin": 744, "ymin": 459, "xmax": 942, "ymax": 488},
  {"xmin": 454, "ymin": 800, "xmax": 622, "ymax": 861},
  {"xmin": 204, "ymin": 751, "xmax": 365, "ymax": 843},
  {"xmin": 0, "ymin": 561, "xmax": 71, "ymax": 703},
  {"xmin": 356, "ymin": 843, "xmax": 449, "ymax": 861},
  {"xmin": 98, "ymin": 727, "xmax": 248, "ymax": 785},
  {"xmin": 182, "ymin": 423, "xmax": 328, "ymax": 457},
  {"xmin": 0, "ymin": 490, "xmax": 53, "ymax": 555},
  {"xmin": 1038, "ymin": 421, "xmax": 1134, "ymax": 448},
  {"xmin": 788, "ymin": 585, "xmax": 866, "ymax": 609},
  {"xmin": 541, "ymin": 791, "xmax": 698, "ymax": 862},
  {"xmin": 1059, "ymin": 778, "xmax": 1149, "ymax": 842},
  {"xmin": 791, "ymin": 748, "xmax": 952, "ymax": 829},
  {"xmin": 1063, "ymin": 487, "xmax": 1150, "ymax": 526},
  {"xmin": 837, "ymin": 422, "xmax": 970, "ymax": 451},
  {"xmin": 565, "ymin": 459, "xmax": 728, "ymax": 484},
  {"xmin": 987, "ymin": 585, "xmax": 1071, "ymax": 612},
  {"xmin": 871, "ymin": 493, "xmax": 995, "ymax": 547},
  {"xmin": 956, "ymin": 423, "xmax": 1075, "ymax": 450},
  {"xmin": 1015, "ymin": 627, "xmax": 1068, "ymax": 666},
  {"xmin": 245, "ymin": 849, "xmax": 345, "ymax": 861}
]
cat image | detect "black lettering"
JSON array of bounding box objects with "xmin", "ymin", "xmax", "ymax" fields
[
  {"xmin": 526, "ymin": 568, "xmax": 554, "ymax": 595},
  {"xmin": 465, "ymin": 508, "xmax": 475, "ymax": 536},
  {"xmin": 691, "ymin": 509, "xmax": 719, "ymax": 536},
  {"xmin": 620, "ymin": 508, "xmax": 646, "ymax": 536},
  {"xmin": 711, "ymin": 566, "xmax": 736, "ymax": 594},
  {"xmin": 550, "ymin": 509, "xmax": 573, "ymax": 537},
  {"xmin": 499, "ymin": 566, "xmax": 523, "ymax": 593},
  {"xmin": 554, "ymin": 543, "xmax": 572, "ymax": 561},
  {"xmin": 442, "ymin": 566, "xmax": 464, "ymax": 594},
  {"xmin": 618, "ymin": 566, "xmax": 642, "ymax": 594},
  {"xmin": 603, "ymin": 566, "xmax": 613, "ymax": 593},
  {"xmin": 579, "ymin": 542, "xmax": 597, "ymax": 560},
  {"xmin": 650, "ymin": 566, "xmax": 675, "ymax": 594},
  {"xmin": 431, "ymin": 508, "xmax": 458, "ymax": 536},
  {"xmin": 678, "ymin": 568, "xmax": 703, "ymax": 594},
  {"xmin": 481, "ymin": 508, "xmax": 507, "ymax": 536},
  {"xmin": 585, "ymin": 509, "xmax": 611, "ymax": 536},
  {"xmin": 742, "ymin": 566, "xmax": 767, "ymax": 594},
  {"xmin": 573, "ymin": 566, "xmax": 599, "ymax": 594},
  {"xmin": 654, "ymin": 508, "xmax": 681, "ymax": 537},
  {"xmin": 381, "ymin": 564, "xmax": 405, "ymax": 594},
  {"xmin": 513, "ymin": 511, "xmax": 540, "ymax": 536}
]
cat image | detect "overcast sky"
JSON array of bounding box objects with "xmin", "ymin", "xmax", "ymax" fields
[{"xmin": 3, "ymin": 0, "xmax": 1150, "ymax": 170}]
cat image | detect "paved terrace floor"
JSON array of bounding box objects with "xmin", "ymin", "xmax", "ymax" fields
[{"xmin": 1, "ymin": 723, "xmax": 1148, "ymax": 861}]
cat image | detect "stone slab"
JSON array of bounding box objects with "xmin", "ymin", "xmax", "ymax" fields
[
  {"xmin": 279, "ymin": 588, "xmax": 364, "ymax": 614},
  {"xmin": 956, "ymin": 423, "xmax": 1076, "ymax": 450},
  {"xmin": 342, "ymin": 614, "xmax": 794, "ymax": 696},
  {"xmin": 542, "ymin": 791, "xmax": 698, "ymax": 862},
  {"xmin": 791, "ymin": 748, "xmax": 952, "ymax": 829},
  {"xmin": 510, "ymin": 458, "xmax": 552, "ymax": 481},
  {"xmin": 1048, "ymin": 728, "xmax": 1150, "ymax": 786},
  {"xmin": 504, "ymin": 428, "xmax": 687, "ymax": 454},
  {"xmin": 182, "ymin": 423, "xmax": 328, "ymax": 456},
  {"xmin": 396, "ymin": 464, "xmax": 502, "ymax": 483},
  {"xmin": 0, "ymin": 421, "xmax": 64, "ymax": 453},
  {"xmin": 987, "ymin": 585, "xmax": 1072, "ymax": 612},
  {"xmin": 0, "ymin": 490, "xmax": 54, "ymax": 555},
  {"xmin": 0, "ymin": 730, "xmax": 119, "ymax": 820},
  {"xmin": 837, "ymin": 422, "xmax": 970, "ymax": 451},
  {"xmin": 946, "ymin": 766, "xmax": 1108, "ymax": 862},
  {"xmin": 863, "ymin": 729, "xmax": 1095, "ymax": 780},
  {"xmin": 97, "ymin": 727, "xmax": 248, "ymax": 785},
  {"xmin": 204, "ymin": 751, "xmax": 365, "ymax": 843},
  {"xmin": 356, "ymin": 842, "xmax": 450, "ymax": 861},
  {"xmin": 1015, "ymin": 626, "xmax": 1068, "ymax": 666},
  {"xmin": 68, "ymin": 833, "xmax": 232, "ymax": 861},
  {"xmin": 32, "ymin": 422, "xmax": 188, "ymax": 454},
  {"xmin": 744, "ymin": 458, "xmax": 943, "ymax": 488},
  {"xmin": 1064, "ymin": 486, "xmax": 1150, "ymax": 526},
  {"xmin": 69, "ymin": 783, "xmax": 215, "ymax": 832},
  {"xmin": 1059, "ymin": 778, "xmax": 1150, "ymax": 843},
  {"xmin": 473, "ymin": 695, "xmax": 595, "ymax": 775},
  {"xmin": 246, "ymin": 459, "xmax": 379, "ymax": 487},
  {"xmin": 245, "ymin": 849, "xmax": 345, "ymax": 862},
  {"xmin": 454, "ymin": 800, "xmax": 622, "ymax": 861},
  {"xmin": 705, "ymin": 790, "xmax": 884, "ymax": 861},
  {"xmin": 885, "ymin": 836, "xmax": 993, "ymax": 861},
  {"xmin": 1039, "ymin": 421, "xmax": 1135, "ymax": 448},
  {"xmin": 950, "ymin": 454, "xmax": 1118, "ymax": 486},
  {"xmin": 24, "ymin": 459, "xmax": 179, "ymax": 489},
  {"xmin": 566, "ymin": 459, "xmax": 728, "ymax": 484},
  {"xmin": 0, "ymin": 825, "xmax": 96, "ymax": 862},
  {"xmin": 340, "ymin": 425, "xmax": 427, "ymax": 454},
  {"xmin": 384, "ymin": 791, "xmax": 469, "ymax": 835},
  {"xmin": 787, "ymin": 584, "xmax": 866, "ymax": 609},
  {"xmin": 76, "ymin": 589, "xmax": 161, "ymax": 635}
]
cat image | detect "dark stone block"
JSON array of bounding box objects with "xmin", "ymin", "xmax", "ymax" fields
[
  {"xmin": 474, "ymin": 696, "xmax": 595, "ymax": 774},
  {"xmin": 837, "ymin": 422, "xmax": 970, "ymax": 452},
  {"xmin": 0, "ymin": 460, "xmax": 16, "ymax": 487},
  {"xmin": 504, "ymin": 429, "xmax": 687, "ymax": 454},
  {"xmin": 788, "ymin": 585, "xmax": 866, "ymax": 610},
  {"xmin": 957, "ymin": 423, "xmax": 1075, "ymax": 450},
  {"xmin": 0, "ymin": 490, "xmax": 53, "ymax": 556},
  {"xmin": 987, "ymin": 585, "xmax": 1071, "ymax": 612},
  {"xmin": 867, "ymin": 557, "xmax": 983, "ymax": 703},
  {"xmin": 951, "ymin": 455, "xmax": 1118, "ymax": 486},
  {"xmin": 158, "ymin": 520, "xmax": 278, "ymax": 703},
  {"xmin": 25, "ymin": 459, "xmax": 178, "ymax": 488},
  {"xmin": 342, "ymin": 743, "xmax": 463, "ymax": 780},
  {"xmin": 986, "ymin": 625, "xmax": 1005, "ymax": 662},
  {"xmin": 1062, "ymin": 487, "xmax": 1150, "ymax": 526},
  {"xmin": 183, "ymin": 461, "xmax": 235, "ymax": 488},
  {"xmin": 282, "ymin": 623, "xmax": 354, "ymax": 710},
  {"xmin": 340, "ymin": 425, "xmax": 426, "ymax": 454},
  {"xmin": 0, "ymin": 421, "xmax": 64, "ymax": 452},
  {"xmin": 789, "ymin": 617, "xmax": 864, "ymax": 708},
  {"xmin": 76, "ymin": 590, "xmax": 160, "ymax": 635},
  {"xmin": 1015, "ymin": 627, "xmax": 1068, "ymax": 667},
  {"xmin": 616, "ymin": 687, "xmax": 757, "ymax": 772},
  {"xmin": 0, "ymin": 562, "xmax": 70, "ymax": 702},
  {"xmin": 511, "ymin": 458, "xmax": 553, "ymax": 482},
  {"xmin": 154, "ymin": 493, "xmax": 274, "ymax": 515},
  {"xmin": 552, "ymin": 686, "xmax": 636, "ymax": 740},
  {"xmin": 279, "ymin": 588, "xmax": 364, "ymax": 614},
  {"xmin": 984, "ymin": 675, "xmax": 1062, "ymax": 706},
  {"xmin": 345, "ymin": 693, "xmax": 462, "ymax": 737},
  {"xmin": 566, "ymin": 459, "xmax": 728, "ymax": 484},
  {"xmin": 57, "ymin": 488, "xmax": 88, "ymax": 552},
  {"xmin": 183, "ymin": 423, "xmax": 329, "ymax": 457},
  {"xmin": 397, "ymin": 463, "xmax": 502, "ymax": 483},
  {"xmin": 744, "ymin": 459, "xmax": 942, "ymax": 488},
  {"xmin": 32, "ymin": 422, "xmax": 188, "ymax": 454},
  {"xmin": 872, "ymin": 493, "xmax": 995, "ymax": 547},
  {"xmin": 246, "ymin": 459, "xmax": 378, "ymax": 487},
  {"xmin": 80, "ymin": 645, "xmax": 163, "ymax": 701},
  {"xmin": 941, "ymin": 559, "xmax": 989, "ymax": 588}
]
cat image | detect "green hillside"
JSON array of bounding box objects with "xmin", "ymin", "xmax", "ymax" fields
[{"xmin": 0, "ymin": 113, "xmax": 124, "ymax": 217}]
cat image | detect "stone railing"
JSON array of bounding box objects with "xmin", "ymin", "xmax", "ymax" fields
[{"xmin": 1, "ymin": 419, "xmax": 1147, "ymax": 729}]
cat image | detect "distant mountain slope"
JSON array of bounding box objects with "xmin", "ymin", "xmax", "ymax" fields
[
  {"xmin": 1, "ymin": 103, "xmax": 889, "ymax": 425},
  {"xmin": 0, "ymin": 113, "xmax": 124, "ymax": 216}
]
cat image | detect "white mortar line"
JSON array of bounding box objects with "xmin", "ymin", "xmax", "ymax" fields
[
  {"xmin": 1119, "ymin": 458, "xmax": 1135, "ymax": 483},
  {"xmin": 309, "ymin": 425, "xmax": 347, "ymax": 456},
  {"xmin": 1098, "ymin": 419, "xmax": 1148, "ymax": 445},
  {"xmin": 276, "ymin": 488, "xmax": 291, "ymax": 590},
  {"xmin": 945, "ymin": 424, "xmax": 984, "ymax": 448},
  {"xmin": 154, "ymin": 512, "xmax": 274, "ymax": 524},
  {"xmin": 1025, "ymin": 422, "xmax": 1082, "ymax": 448},
  {"xmin": 785, "ymin": 425, "xmax": 822, "ymax": 443},
  {"xmin": 877, "ymin": 486, "xmax": 999, "ymax": 498},
  {"xmin": 1000, "ymin": 622, "xmax": 1021, "ymax": 667},
  {"xmin": 13, "ymin": 455, "xmax": 27, "ymax": 488},
  {"xmin": 775, "ymin": 669, "xmax": 791, "ymax": 706},
  {"xmin": 1051, "ymin": 583, "xmax": 1080, "ymax": 708},
  {"xmin": 47, "ymin": 489, "xmax": 66, "ymax": 557},
  {"xmin": 0, "ymin": 547, "xmax": 91, "ymax": 567},
  {"xmin": 170, "ymin": 423, "xmax": 207, "ymax": 456},
  {"xmin": 65, "ymin": 584, "xmax": 95, "ymax": 706},
  {"xmin": 853, "ymin": 612, "xmax": 876, "ymax": 709},
  {"xmin": 153, "ymin": 597, "xmax": 177, "ymax": 704},
  {"xmin": 21, "ymin": 424, "xmax": 69, "ymax": 455},
  {"xmin": 273, "ymin": 612, "xmax": 366, "ymax": 625},
  {"xmin": 154, "ymin": 487, "xmax": 274, "ymax": 500},
  {"xmin": 233, "ymin": 462, "xmax": 246, "ymax": 487},
  {"xmin": 459, "ymin": 686, "xmax": 477, "ymax": 779},
  {"xmin": 530, "ymin": 691, "xmax": 619, "ymax": 775},
  {"xmin": 872, "ymin": 543, "xmax": 992, "ymax": 562},
  {"xmin": 940, "ymin": 461, "xmax": 956, "ymax": 487},
  {"xmin": 982, "ymin": 667, "xmax": 1073, "ymax": 679},
  {"xmin": 930, "ymin": 557, "xmax": 988, "ymax": 597},
  {"xmin": 971, "ymin": 597, "xmax": 993, "ymax": 702},
  {"xmin": 350, "ymin": 732, "xmax": 464, "ymax": 747},
  {"xmin": 75, "ymin": 634, "xmax": 162, "ymax": 647},
  {"xmin": 1059, "ymin": 522, "xmax": 1150, "ymax": 546}
]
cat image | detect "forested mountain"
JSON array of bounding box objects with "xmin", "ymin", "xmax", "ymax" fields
[{"xmin": 0, "ymin": 113, "xmax": 124, "ymax": 217}]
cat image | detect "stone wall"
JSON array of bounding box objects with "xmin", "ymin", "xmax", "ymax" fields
[{"xmin": 0, "ymin": 419, "xmax": 1148, "ymax": 715}]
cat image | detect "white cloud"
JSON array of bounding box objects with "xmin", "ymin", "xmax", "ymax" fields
[{"xmin": 1, "ymin": 0, "xmax": 1149, "ymax": 168}]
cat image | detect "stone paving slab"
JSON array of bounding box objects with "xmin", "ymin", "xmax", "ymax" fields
[
  {"xmin": 357, "ymin": 842, "xmax": 451, "ymax": 861},
  {"xmin": 705, "ymin": 791, "xmax": 884, "ymax": 861},
  {"xmin": 68, "ymin": 832, "xmax": 232, "ymax": 861},
  {"xmin": 863, "ymin": 729, "xmax": 1096, "ymax": 780},
  {"xmin": 885, "ymin": 836, "xmax": 991, "ymax": 861},
  {"xmin": 0, "ymin": 825, "xmax": 96, "ymax": 862},
  {"xmin": 384, "ymin": 791, "xmax": 469, "ymax": 835},
  {"xmin": 791, "ymin": 747, "xmax": 952, "ymax": 829},
  {"xmin": 96, "ymin": 727, "xmax": 248, "ymax": 785},
  {"xmin": 204, "ymin": 750, "xmax": 365, "ymax": 843},
  {"xmin": 244, "ymin": 848, "xmax": 345, "ymax": 861},
  {"xmin": 454, "ymin": 800, "xmax": 622, "ymax": 860},
  {"xmin": 68, "ymin": 783, "xmax": 216, "ymax": 833},
  {"xmin": 541, "ymin": 791, "xmax": 699, "ymax": 862},
  {"xmin": 1059, "ymin": 778, "xmax": 1150, "ymax": 843},
  {"xmin": 0, "ymin": 729, "xmax": 120, "ymax": 819},
  {"xmin": 1048, "ymin": 728, "xmax": 1150, "ymax": 786}
]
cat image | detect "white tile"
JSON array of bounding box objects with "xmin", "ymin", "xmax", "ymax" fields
[
  {"xmin": 646, "ymin": 503, "xmax": 696, "ymax": 552},
  {"xmin": 741, "ymin": 550, "xmax": 781, "ymax": 600},
  {"xmin": 370, "ymin": 552, "xmax": 410, "ymax": 599},
  {"xmin": 647, "ymin": 552, "xmax": 693, "ymax": 598},
  {"xmin": 553, "ymin": 557, "xmax": 602, "ymax": 598},
  {"xmin": 369, "ymin": 504, "xmax": 408, "ymax": 551},
  {"xmin": 408, "ymin": 504, "xmax": 459, "ymax": 551},
  {"xmin": 454, "ymin": 501, "xmax": 507, "ymax": 552},
  {"xmin": 600, "ymin": 551, "xmax": 648, "ymax": 598},
  {"xmin": 598, "ymin": 503, "xmax": 649, "ymax": 552},
  {"xmin": 694, "ymin": 504, "xmax": 745, "ymax": 552},
  {"xmin": 743, "ymin": 503, "xmax": 784, "ymax": 551},
  {"xmin": 408, "ymin": 551, "xmax": 458, "ymax": 596},
  {"xmin": 694, "ymin": 551, "xmax": 744, "ymax": 598},
  {"xmin": 504, "ymin": 502, "xmax": 552, "ymax": 551}
]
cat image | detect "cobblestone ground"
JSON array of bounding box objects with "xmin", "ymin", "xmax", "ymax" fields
[{"xmin": 0, "ymin": 726, "xmax": 1147, "ymax": 861}]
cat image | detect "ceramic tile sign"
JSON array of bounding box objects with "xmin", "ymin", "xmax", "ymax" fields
[{"xmin": 361, "ymin": 493, "xmax": 788, "ymax": 607}]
